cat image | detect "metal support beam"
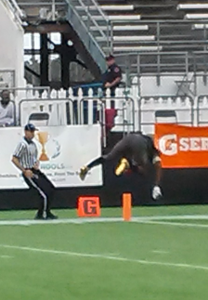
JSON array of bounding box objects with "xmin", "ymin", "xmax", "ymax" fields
[
  {"xmin": 156, "ymin": 22, "xmax": 161, "ymax": 86},
  {"xmin": 40, "ymin": 34, "xmax": 49, "ymax": 87},
  {"xmin": 60, "ymin": 34, "xmax": 70, "ymax": 89}
]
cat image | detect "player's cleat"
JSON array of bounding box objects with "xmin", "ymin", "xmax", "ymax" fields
[
  {"xmin": 115, "ymin": 158, "xmax": 130, "ymax": 176},
  {"xmin": 79, "ymin": 166, "xmax": 89, "ymax": 181}
]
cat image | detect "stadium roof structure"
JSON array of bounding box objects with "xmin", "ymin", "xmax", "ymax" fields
[
  {"xmin": 94, "ymin": 0, "xmax": 208, "ymax": 74},
  {"xmin": 17, "ymin": 0, "xmax": 208, "ymax": 75}
]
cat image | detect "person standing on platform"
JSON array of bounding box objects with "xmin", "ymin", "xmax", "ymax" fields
[{"xmin": 102, "ymin": 55, "xmax": 122, "ymax": 97}]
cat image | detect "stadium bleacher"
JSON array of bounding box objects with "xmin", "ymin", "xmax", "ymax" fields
[{"xmin": 1, "ymin": 0, "xmax": 208, "ymax": 138}]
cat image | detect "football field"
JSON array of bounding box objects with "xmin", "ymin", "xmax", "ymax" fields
[{"xmin": 0, "ymin": 205, "xmax": 208, "ymax": 300}]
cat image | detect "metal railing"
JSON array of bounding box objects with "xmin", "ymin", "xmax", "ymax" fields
[
  {"xmin": 66, "ymin": 0, "xmax": 107, "ymax": 72},
  {"xmin": 17, "ymin": 0, "xmax": 66, "ymax": 21},
  {"xmin": 107, "ymin": 19, "xmax": 208, "ymax": 81},
  {"xmin": 79, "ymin": 96, "xmax": 135, "ymax": 146},
  {"xmin": 197, "ymin": 95, "xmax": 208, "ymax": 126},
  {"xmin": 7, "ymin": 93, "xmax": 208, "ymax": 145},
  {"xmin": 114, "ymin": 51, "xmax": 208, "ymax": 75},
  {"xmin": 110, "ymin": 19, "xmax": 208, "ymax": 49},
  {"xmin": 79, "ymin": 97, "xmax": 106, "ymax": 145},
  {"xmin": 0, "ymin": 86, "xmax": 51, "ymax": 97},
  {"xmin": 73, "ymin": 0, "xmax": 111, "ymax": 53},
  {"xmin": 113, "ymin": 51, "xmax": 208, "ymax": 96},
  {"xmin": 137, "ymin": 96, "xmax": 194, "ymax": 134},
  {"xmin": 19, "ymin": 98, "xmax": 74, "ymax": 126},
  {"xmin": 103, "ymin": 97, "xmax": 135, "ymax": 133},
  {"xmin": 1, "ymin": 0, "xmax": 24, "ymax": 26}
]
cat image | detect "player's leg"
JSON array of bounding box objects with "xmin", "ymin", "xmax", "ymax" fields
[
  {"xmin": 79, "ymin": 138, "xmax": 129, "ymax": 180},
  {"xmin": 79, "ymin": 157, "xmax": 104, "ymax": 180}
]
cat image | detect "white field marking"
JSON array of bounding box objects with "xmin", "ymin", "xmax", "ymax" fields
[
  {"xmin": 103, "ymin": 253, "xmax": 120, "ymax": 257},
  {"xmin": 0, "ymin": 255, "xmax": 13, "ymax": 259},
  {"xmin": 140, "ymin": 215, "xmax": 208, "ymax": 220},
  {"xmin": 0, "ymin": 244, "xmax": 208, "ymax": 272},
  {"xmin": 0, "ymin": 215, "xmax": 208, "ymax": 226},
  {"xmin": 0, "ymin": 218, "xmax": 124, "ymax": 226},
  {"xmin": 135, "ymin": 220, "xmax": 208, "ymax": 228},
  {"xmin": 152, "ymin": 250, "xmax": 169, "ymax": 254}
]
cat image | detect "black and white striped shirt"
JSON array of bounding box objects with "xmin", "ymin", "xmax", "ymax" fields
[{"xmin": 13, "ymin": 138, "xmax": 38, "ymax": 169}]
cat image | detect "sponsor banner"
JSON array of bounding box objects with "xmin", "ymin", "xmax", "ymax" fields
[
  {"xmin": 155, "ymin": 124, "xmax": 208, "ymax": 168},
  {"xmin": 0, "ymin": 125, "xmax": 102, "ymax": 189}
]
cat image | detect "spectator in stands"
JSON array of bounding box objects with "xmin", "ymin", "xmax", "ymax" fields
[
  {"xmin": 0, "ymin": 90, "xmax": 14, "ymax": 126},
  {"xmin": 102, "ymin": 55, "xmax": 122, "ymax": 97}
]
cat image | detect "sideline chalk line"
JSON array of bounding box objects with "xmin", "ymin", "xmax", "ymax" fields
[
  {"xmin": 0, "ymin": 215, "xmax": 208, "ymax": 226},
  {"xmin": 0, "ymin": 244, "xmax": 208, "ymax": 272}
]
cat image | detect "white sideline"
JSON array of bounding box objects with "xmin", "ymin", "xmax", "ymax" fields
[
  {"xmin": 135, "ymin": 220, "xmax": 208, "ymax": 228},
  {"xmin": 0, "ymin": 244, "xmax": 208, "ymax": 272},
  {"xmin": 0, "ymin": 215, "xmax": 208, "ymax": 226}
]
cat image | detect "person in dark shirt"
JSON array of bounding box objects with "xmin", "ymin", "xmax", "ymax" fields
[
  {"xmin": 79, "ymin": 132, "xmax": 162, "ymax": 200},
  {"xmin": 102, "ymin": 54, "xmax": 122, "ymax": 96}
]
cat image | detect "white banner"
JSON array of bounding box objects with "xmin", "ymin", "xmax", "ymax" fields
[{"xmin": 0, "ymin": 125, "xmax": 102, "ymax": 189}]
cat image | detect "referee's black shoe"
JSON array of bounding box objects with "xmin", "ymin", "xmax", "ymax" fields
[
  {"xmin": 46, "ymin": 212, "xmax": 58, "ymax": 220},
  {"xmin": 34, "ymin": 212, "xmax": 45, "ymax": 220}
]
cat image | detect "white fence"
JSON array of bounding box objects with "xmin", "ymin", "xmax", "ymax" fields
[
  {"xmin": 4, "ymin": 81, "xmax": 208, "ymax": 135},
  {"xmin": 139, "ymin": 96, "xmax": 193, "ymax": 134}
]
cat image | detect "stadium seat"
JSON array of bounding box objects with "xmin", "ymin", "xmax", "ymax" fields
[
  {"xmin": 155, "ymin": 110, "xmax": 177, "ymax": 124},
  {"xmin": 28, "ymin": 112, "xmax": 50, "ymax": 127}
]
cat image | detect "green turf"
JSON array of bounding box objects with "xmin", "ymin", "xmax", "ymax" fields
[
  {"xmin": 0, "ymin": 206, "xmax": 208, "ymax": 300},
  {"xmin": 0, "ymin": 204, "xmax": 208, "ymax": 220}
]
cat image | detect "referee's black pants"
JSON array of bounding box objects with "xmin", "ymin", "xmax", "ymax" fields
[{"xmin": 23, "ymin": 169, "xmax": 55, "ymax": 217}]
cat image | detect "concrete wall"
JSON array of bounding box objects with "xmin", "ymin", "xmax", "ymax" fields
[
  {"xmin": 139, "ymin": 73, "xmax": 208, "ymax": 97},
  {"xmin": 0, "ymin": 0, "xmax": 25, "ymax": 87}
]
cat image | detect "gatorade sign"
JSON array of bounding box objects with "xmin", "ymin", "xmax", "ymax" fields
[{"xmin": 155, "ymin": 124, "xmax": 208, "ymax": 168}]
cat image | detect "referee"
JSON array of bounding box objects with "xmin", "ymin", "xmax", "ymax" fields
[{"xmin": 11, "ymin": 123, "xmax": 58, "ymax": 220}]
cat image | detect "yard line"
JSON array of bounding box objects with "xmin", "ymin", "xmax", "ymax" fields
[
  {"xmin": 139, "ymin": 215, "xmax": 208, "ymax": 220},
  {"xmin": 136, "ymin": 220, "xmax": 208, "ymax": 228},
  {"xmin": 0, "ymin": 255, "xmax": 13, "ymax": 259},
  {"xmin": 141, "ymin": 215, "xmax": 208, "ymax": 220},
  {"xmin": 0, "ymin": 244, "xmax": 208, "ymax": 272},
  {"xmin": 152, "ymin": 250, "xmax": 169, "ymax": 254}
]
